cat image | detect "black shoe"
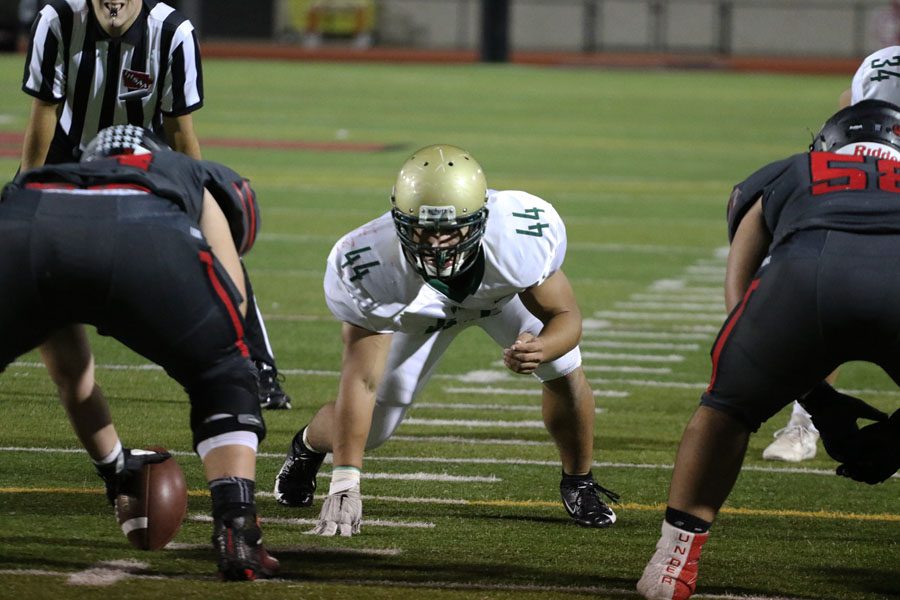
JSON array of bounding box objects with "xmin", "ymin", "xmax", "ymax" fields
[
  {"xmin": 274, "ymin": 427, "xmax": 326, "ymax": 507},
  {"xmin": 560, "ymin": 474, "xmax": 620, "ymax": 528},
  {"xmin": 211, "ymin": 510, "xmax": 279, "ymax": 581},
  {"xmin": 257, "ymin": 362, "xmax": 292, "ymax": 410}
]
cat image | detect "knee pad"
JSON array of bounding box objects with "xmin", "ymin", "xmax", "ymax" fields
[{"xmin": 187, "ymin": 358, "xmax": 266, "ymax": 450}]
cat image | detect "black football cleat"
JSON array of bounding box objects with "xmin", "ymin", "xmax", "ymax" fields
[
  {"xmin": 560, "ymin": 474, "xmax": 620, "ymax": 528},
  {"xmin": 274, "ymin": 427, "xmax": 326, "ymax": 507},
  {"xmin": 212, "ymin": 510, "xmax": 279, "ymax": 581},
  {"xmin": 257, "ymin": 362, "xmax": 292, "ymax": 410}
]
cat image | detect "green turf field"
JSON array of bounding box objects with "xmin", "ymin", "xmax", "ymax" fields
[{"xmin": 0, "ymin": 55, "xmax": 897, "ymax": 600}]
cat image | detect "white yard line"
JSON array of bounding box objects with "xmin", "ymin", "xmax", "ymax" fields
[
  {"xmin": 582, "ymin": 329, "xmax": 711, "ymax": 341},
  {"xmin": 582, "ymin": 365, "xmax": 672, "ymax": 375},
  {"xmin": 164, "ymin": 542, "xmax": 403, "ymax": 557},
  {"xmin": 582, "ymin": 352, "xmax": 685, "ymax": 363},
  {"xmin": 414, "ymin": 402, "xmax": 607, "ymax": 414},
  {"xmin": 686, "ymin": 265, "xmax": 726, "ymax": 274},
  {"xmin": 581, "ymin": 340, "xmax": 700, "ymax": 351},
  {"xmin": 260, "ymin": 314, "xmax": 333, "ymax": 322},
  {"xmin": 401, "ymin": 418, "xmax": 546, "ymax": 429},
  {"xmin": 390, "ymin": 435, "xmax": 554, "ymax": 447},
  {"xmin": 648, "ymin": 280, "xmax": 720, "ymax": 295},
  {"xmin": 11, "ymin": 363, "xmax": 900, "ymax": 398},
  {"xmin": 629, "ymin": 293, "xmax": 721, "ymax": 303},
  {"xmin": 594, "ymin": 310, "xmax": 724, "ymax": 322},
  {"xmin": 66, "ymin": 560, "xmax": 158, "ymax": 586},
  {"xmin": 362, "ymin": 472, "xmax": 500, "ymax": 483},
  {"xmin": 614, "ymin": 301, "xmax": 723, "ymax": 312},
  {"xmin": 11, "ymin": 361, "xmax": 164, "ymax": 372},
  {"xmin": 565, "ymin": 242, "xmax": 708, "ymax": 254},
  {"xmin": 190, "ymin": 514, "xmax": 435, "ymax": 529},
  {"xmin": 443, "ymin": 386, "xmax": 627, "ymax": 398},
  {"xmin": 588, "ymin": 377, "xmax": 707, "ymax": 389},
  {"xmin": 674, "ymin": 324, "xmax": 721, "ymax": 333},
  {"xmin": 2, "ymin": 446, "xmax": 895, "ymax": 478}
]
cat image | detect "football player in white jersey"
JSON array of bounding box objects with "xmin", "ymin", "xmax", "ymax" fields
[{"xmin": 274, "ymin": 144, "xmax": 619, "ymax": 536}]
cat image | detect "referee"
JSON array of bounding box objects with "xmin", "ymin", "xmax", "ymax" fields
[
  {"xmin": 19, "ymin": 0, "xmax": 292, "ymax": 410},
  {"xmin": 21, "ymin": 0, "xmax": 202, "ymax": 166}
]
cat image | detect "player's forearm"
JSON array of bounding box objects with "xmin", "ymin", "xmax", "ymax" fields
[
  {"xmin": 537, "ymin": 309, "xmax": 583, "ymax": 361},
  {"xmin": 724, "ymin": 199, "xmax": 770, "ymax": 311},
  {"xmin": 164, "ymin": 114, "xmax": 202, "ymax": 159}
]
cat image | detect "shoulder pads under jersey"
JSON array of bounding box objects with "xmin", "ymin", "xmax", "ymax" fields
[
  {"xmin": 199, "ymin": 161, "xmax": 260, "ymax": 255},
  {"xmin": 727, "ymin": 156, "xmax": 795, "ymax": 242}
]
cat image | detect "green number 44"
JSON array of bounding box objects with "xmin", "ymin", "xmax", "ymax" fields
[{"xmin": 512, "ymin": 207, "xmax": 549, "ymax": 237}]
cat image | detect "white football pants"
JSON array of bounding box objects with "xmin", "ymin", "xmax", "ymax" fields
[{"xmin": 365, "ymin": 294, "xmax": 582, "ymax": 449}]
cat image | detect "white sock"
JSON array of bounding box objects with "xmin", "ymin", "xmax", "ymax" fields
[
  {"xmin": 93, "ymin": 440, "xmax": 123, "ymax": 466},
  {"xmin": 302, "ymin": 426, "xmax": 325, "ymax": 454}
]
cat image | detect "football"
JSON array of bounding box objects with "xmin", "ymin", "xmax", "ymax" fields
[{"xmin": 115, "ymin": 448, "xmax": 188, "ymax": 550}]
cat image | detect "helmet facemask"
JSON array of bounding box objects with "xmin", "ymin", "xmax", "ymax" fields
[
  {"xmin": 389, "ymin": 144, "xmax": 490, "ymax": 282},
  {"xmin": 393, "ymin": 203, "xmax": 488, "ymax": 281}
]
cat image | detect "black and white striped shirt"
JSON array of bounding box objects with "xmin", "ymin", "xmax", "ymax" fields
[{"xmin": 22, "ymin": 0, "xmax": 203, "ymax": 163}]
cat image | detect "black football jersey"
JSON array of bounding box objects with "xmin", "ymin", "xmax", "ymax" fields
[
  {"xmin": 726, "ymin": 156, "xmax": 794, "ymax": 242},
  {"xmin": 5, "ymin": 152, "xmax": 257, "ymax": 249},
  {"xmin": 728, "ymin": 151, "xmax": 900, "ymax": 248}
]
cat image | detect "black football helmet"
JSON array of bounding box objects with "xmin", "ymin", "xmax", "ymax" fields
[
  {"xmin": 811, "ymin": 99, "xmax": 900, "ymax": 153},
  {"xmin": 81, "ymin": 124, "xmax": 169, "ymax": 162}
]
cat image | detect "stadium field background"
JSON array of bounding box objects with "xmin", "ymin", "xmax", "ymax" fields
[{"xmin": 0, "ymin": 55, "xmax": 897, "ymax": 599}]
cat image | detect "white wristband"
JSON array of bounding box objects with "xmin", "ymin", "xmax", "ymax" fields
[
  {"xmin": 329, "ymin": 466, "xmax": 360, "ymax": 495},
  {"xmin": 94, "ymin": 439, "xmax": 123, "ymax": 466}
]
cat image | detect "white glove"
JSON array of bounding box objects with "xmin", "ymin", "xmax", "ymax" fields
[{"xmin": 311, "ymin": 484, "xmax": 362, "ymax": 537}]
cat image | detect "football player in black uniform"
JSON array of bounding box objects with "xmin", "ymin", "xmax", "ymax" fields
[
  {"xmin": 0, "ymin": 125, "xmax": 278, "ymax": 581},
  {"xmin": 764, "ymin": 45, "xmax": 900, "ymax": 463},
  {"xmin": 637, "ymin": 102, "xmax": 900, "ymax": 600}
]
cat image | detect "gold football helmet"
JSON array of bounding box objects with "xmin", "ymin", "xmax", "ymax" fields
[{"xmin": 391, "ymin": 144, "xmax": 489, "ymax": 280}]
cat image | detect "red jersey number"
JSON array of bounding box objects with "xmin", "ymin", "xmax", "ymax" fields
[{"xmin": 810, "ymin": 151, "xmax": 900, "ymax": 195}]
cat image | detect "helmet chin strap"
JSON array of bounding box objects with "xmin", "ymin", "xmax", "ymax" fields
[{"xmin": 834, "ymin": 141, "xmax": 900, "ymax": 161}]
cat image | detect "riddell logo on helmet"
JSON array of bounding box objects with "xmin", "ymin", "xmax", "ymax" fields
[{"xmin": 852, "ymin": 144, "xmax": 900, "ymax": 159}]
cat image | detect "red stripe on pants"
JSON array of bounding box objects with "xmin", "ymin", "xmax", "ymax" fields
[
  {"xmin": 707, "ymin": 278, "xmax": 760, "ymax": 392},
  {"xmin": 199, "ymin": 250, "xmax": 250, "ymax": 358}
]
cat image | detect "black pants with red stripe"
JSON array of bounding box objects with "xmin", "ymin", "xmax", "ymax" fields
[
  {"xmin": 702, "ymin": 229, "xmax": 900, "ymax": 431},
  {"xmin": 0, "ymin": 189, "xmax": 261, "ymax": 437}
]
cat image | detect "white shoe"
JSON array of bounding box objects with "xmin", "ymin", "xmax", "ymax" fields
[
  {"xmin": 637, "ymin": 521, "xmax": 709, "ymax": 600},
  {"xmin": 761, "ymin": 425, "xmax": 818, "ymax": 462}
]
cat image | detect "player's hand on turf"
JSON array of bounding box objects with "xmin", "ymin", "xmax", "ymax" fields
[
  {"xmin": 503, "ymin": 332, "xmax": 543, "ymax": 374},
  {"xmin": 799, "ymin": 382, "xmax": 888, "ymax": 462},
  {"xmin": 310, "ymin": 485, "xmax": 362, "ymax": 537},
  {"xmin": 836, "ymin": 411, "xmax": 900, "ymax": 485},
  {"xmin": 96, "ymin": 447, "xmax": 172, "ymax": 505}
]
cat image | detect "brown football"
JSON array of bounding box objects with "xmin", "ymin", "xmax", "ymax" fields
[{"xmin": 114, "ymin": 447, "xmax": 188, "ymax": 550}]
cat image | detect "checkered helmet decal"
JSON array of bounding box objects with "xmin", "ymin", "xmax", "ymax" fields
[{"xmin": 81, "ymin": 125, "xmax": 168, "ymax": 162}]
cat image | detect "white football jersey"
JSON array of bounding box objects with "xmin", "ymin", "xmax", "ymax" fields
[{"xmin": 324, "ymin": 190, "xmax": 567, "ymax": 334}]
